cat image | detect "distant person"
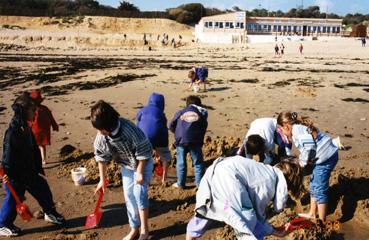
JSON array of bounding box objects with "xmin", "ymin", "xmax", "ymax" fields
[
  {"xmin": 169, "ymin": 96, "xmax": 208, "ymax": 188},
  {"xmin": 157, "ymin": 34, "xmax": 160, "ymax": 41},
  {"xmin": 179, "ymin": 35, "xmax": 182, "ymax": 40},
  {"xmin": 0, "ymin": 92, "xmax": 64, "ymax": 237},
  {"xmin": 29, "ymin": 90, "xmax": 59, "ymax": 165},
  {"xmin": 188, "ymin": 67, "xmax": 208, "ymax": 92},
  {"xmin": 237, "ymin": 118, "xmax": 292, "ymax": 165},
  {"xmin": 362, "ymin": 37, "xmax": 366, "ymax": 47},
  {"xmin": 91, "ymin": 100, "xmax": 153, "ymax": 240},
  {"xmin": 274, "ymin": 44, "xmax": 279, "ymax": 55},
  {"xmin": 186, "ymin": 156, "xmax": 304, "ymax": 240},
  {"xmin": 280, "ymin": 43, "xmax": 285, "ymax": 55},
  {"xmin": 136, "ymin": 93, "xmax": 172, "ymax": 185},
  {"xmin": 124, "ymin": 34, "xmax": 127, "ymax": 40},
  {"xmin": 277, "ymin": 111, "xmax": 338, "ymax": 222},
  {"xmin": 299, "ymin": 43, "xmax": 304, "ymax": 54}
]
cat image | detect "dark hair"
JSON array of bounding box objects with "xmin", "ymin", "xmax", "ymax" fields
[
  {"xmin": 188, "ymin": 70, "xmax": 196, "ymax": 79},
  {"xmin": 275, "ymin": 158, "xmax": 305, "ymax": 199},
  {"xmin": 14, "ymin": 92, "xmax": 35, "ymax": 111},
  {"xmin": 246, "ymin": 135, "xmax": 265, "ymax": 155},
  {"xmin": 186, "ymin": 95, "xmax": 201, "ymax": 107},
  {"xmin": 277, "ymin": 111, "xmax": 319, "ymax": 140},
  {"xmin": 90, "ymin": 100, "xmax": 120, "ymax": 132}
]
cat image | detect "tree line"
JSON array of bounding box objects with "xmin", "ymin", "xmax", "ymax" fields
[{"xmin": 0, "ymin": 0, "xmax": 368, "ymax": 27}]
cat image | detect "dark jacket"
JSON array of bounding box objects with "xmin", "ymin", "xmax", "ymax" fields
[
  {"xmin": 1, "ymin": 104, "xmax": 44, "ymax": 184},
  {"xmin": 169, "ymin": 104, "xmax": 208, "ymax": 147},
  {"xmin": 136, "ymin": 93, "xmax": 169, "ymax": 148}
]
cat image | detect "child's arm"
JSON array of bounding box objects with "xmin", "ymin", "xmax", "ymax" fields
[
  {"xmin": 95, "ymin": 161, "xmax": 107, "ymax": 194},
  {"xmin": 136, "ymin": 160, "xmax": 146, "ymax": 185},
  {"xmin": 48, "ymin": 108, "xmax": 59, "ymax": 132}
]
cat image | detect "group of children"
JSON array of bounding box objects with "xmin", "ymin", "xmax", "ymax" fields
[{"xmin": 0, "ymin": 87, "xmax": 339, "ymax": 239}]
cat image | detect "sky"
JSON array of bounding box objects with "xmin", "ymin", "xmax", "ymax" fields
[{"xmin": 98, "ymin": 0, "xmax": 369, "ymax": 16}]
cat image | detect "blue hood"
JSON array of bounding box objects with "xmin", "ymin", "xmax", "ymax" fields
[{"xmin": 148, "ymin": 93, "xmax": 165, "ymax": 111}]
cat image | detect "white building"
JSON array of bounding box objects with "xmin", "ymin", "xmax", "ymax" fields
[{"xmin": 195, "ymin": 12, "xmax": 343, "ymax": 44}]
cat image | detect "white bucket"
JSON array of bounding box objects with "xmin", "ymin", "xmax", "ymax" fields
[
  {"xmin": 71, "ymin": 167, "xmax": 87, "ymax": 186},
  {"xmin": 193, "ymin": 85, "xmax": 200, "ymax": 93}
]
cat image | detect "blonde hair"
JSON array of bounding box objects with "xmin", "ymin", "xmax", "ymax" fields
[
  {"xmin": 277, "ymin": 111, "xmax": 319, "ymax": 140},
  {"xmin": 275, "ymin": 158, "xmax": 305, "ymax": 199}
]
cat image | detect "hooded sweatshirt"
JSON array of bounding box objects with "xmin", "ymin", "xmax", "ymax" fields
[
  {"xmin": 1, "ymin": 104, "xmax": 44, "ymax": 184},
  {"xmin": 169, "ymin": 104, "xmax": 208, "ymax": 147},
  {"xmin": 136, "ymin": 93, "xmax": 169, "ymax": 148}
]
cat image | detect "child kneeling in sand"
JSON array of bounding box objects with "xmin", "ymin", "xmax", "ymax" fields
[
  {"xmin": 91, "ymin": 101, "xmax": 153, "ymax": 240},
  {"xmin": 0, "ymin": 93, "xmax": 64, "ymax": 237},
  {"xmin": 186, "ymin": 156, "xmax": 304, "ymax": 240}
]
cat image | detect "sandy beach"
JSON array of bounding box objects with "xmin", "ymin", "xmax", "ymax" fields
[{"xmin": 0, "ymin": 16, "xmax": 369, "ymax": 239}]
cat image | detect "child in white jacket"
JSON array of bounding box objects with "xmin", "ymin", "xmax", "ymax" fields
[{"xmin": 186, "ymin": 156, "xmax": 304, "ymax": 240}]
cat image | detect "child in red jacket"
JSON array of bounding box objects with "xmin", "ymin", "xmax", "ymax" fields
[{"xmin": 29, "ymin": 90, "xmax": 59, "ymax": 165}]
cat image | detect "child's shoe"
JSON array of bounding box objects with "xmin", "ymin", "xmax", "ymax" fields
[
  {"xmin": 44, "ymin": 210, "xmax": 65, "ymax": 225},
  {"xmin": 0, "ymin": 226, "xmax": 20, "ymax": 237}
]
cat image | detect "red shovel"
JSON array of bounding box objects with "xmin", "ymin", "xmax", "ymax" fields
[
  {"xmin": 0, "ymin": 168, "xmax": 32, "ymax": 221},
  {"xmin": 277, "ymin": 217, "xmax": 316, "ymax": 233},
  {"xmin": 85, "ymin": 180, "xmax": 109, "ymax": 229}
]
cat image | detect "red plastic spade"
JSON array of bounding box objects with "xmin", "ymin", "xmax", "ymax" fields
[
  {"xmin": 0, "ymin": 168, "xmax": 32, "ymax": 221},
  {"xmin": 283, "ymin": 217, "xmax": 316, "ymax": 232},
  {"xmin": 153, "ymin": 152, "xmax": 163, "ymax": 177},
  {"xmin": 85, "ymin": 180, "xmax": 109, "ymax": 229}
]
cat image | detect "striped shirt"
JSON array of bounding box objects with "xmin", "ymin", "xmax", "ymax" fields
[
  {"xmin": 292, "ymin": 124, "xmax": 337, "ymax": 166},
  {"xmin": 94, "ymin": 118, "xmax": 152, "ymax": 170}
]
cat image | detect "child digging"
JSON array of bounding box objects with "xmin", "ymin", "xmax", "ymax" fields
[
  {"xmin": 277, "ymin": 111, "xmax": 338, "ymax": 222},
  {"xmin": 186, "ymin": 156, "xmax": 305, "ymax": 239},
  {"xmin": 136, "ymin": 93, "xmax": 172, "ymax": 185},
  {"xmin": 28, "ymin": 90, "xmax": 59, "ymax": 165},
  {"xmin": 0, "ymin": 92, "xmax": 64, "ymax": 237},
  {"xmin": 91, "ymin": 100, "xmax": 153, "ymax": 240},
  {"xmin": 169, "ymin": 95, "xmax": 208, "ymax": 188}
]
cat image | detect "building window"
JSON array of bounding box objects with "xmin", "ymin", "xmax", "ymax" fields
[
  {"xmin": 209, "ymin": 22, "xmax": 213, "ymax": 27},
  {"xmin": 307, "ymin": 26, "xmax": 311, "ymax": 32},
  {"xmin": 225, "ymin": 22, "xmax": 230, "ymax": 28},
  {"xmin": 283, "ymin": 26, "xmax": 287, "ymax": 31},
  {"xmin": 332, "ymin": 26, "xmax": 335, "ymax": 33},
  {"xmin": 313, "ymin": 26, "xmax": 317, "ymax": 32},
  {"xmin": 317, "ymin": 26, "xmax": 321, "ymax": 32},
  {"xmin": 322, "ymin": 26, "xmax": 326, "ymax": 33},
  {"xmin": 204, "ymin": 22, "xmax": 208, "ymax": 28},
  {"xmin": 240, "ymin": 22, "xmax": 244, "ymax": 29},
  {"xmin": 336, "ymin": 26, "xmax": 340, "ymax": 33},
  {"xmin": 327, "ymin": 26, "xmax": 330, "ymax": 33},
  {"xmin": 278, "ymin": 25, "xmax": 282, "ymax": 32},
  {"xmin": 268, "ymin": 25, "xmax": 272, "ymax": 32},
  {"xmin": 219, "ymin": 22, "xmax": 224, "ymax": 28},
  {"xmin": 287, "ymin": 26, "xmax": 291, "ymax": 32},
  {"xmin": 293, "ymin": 26, "xmax": 297, "ymax": 32},
  {"xmin": 215, "ymin": 22, "xmax": 219, "ymax": 28},
  {"xmin": 230, "ymin": 22, "xmax": 234, "ymax": 29}
]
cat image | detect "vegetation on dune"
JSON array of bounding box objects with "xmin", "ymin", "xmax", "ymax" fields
[{"xmin": 0, "ymin": 0, "xmax": 368, "ymax": 26}]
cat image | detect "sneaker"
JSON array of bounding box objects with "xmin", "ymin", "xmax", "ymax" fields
[
  {"xmin": 44, "ymin": 210, "xmax": 65, "ymax": 225},
  {"xmin": 0, "ymin": 226, "xmax": 19, "ymax": 237},
  {"xmin": 8, "ymin": 224, "xmax": 21, "ymax": 235}
]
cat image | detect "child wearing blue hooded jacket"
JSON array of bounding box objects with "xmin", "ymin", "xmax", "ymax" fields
[
  {"xmin": 136, "ymin": 93, "xmax": 172, "ymax": 184},
  {"xmin": 169, "ymin": 95, "xmax": 208, "ymax": 188}
]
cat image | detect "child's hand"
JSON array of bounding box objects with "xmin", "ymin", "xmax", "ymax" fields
[
  {"xmin": 94, "ymin": 179, "xmax": 106, "ymax": 194},
  {"xmin": 2, "ymin": 174, "xmax": 9, "ymax": 184},
  {"xmin": 136, "ymin": 173, "xmax": 144, "ymax": 185}
]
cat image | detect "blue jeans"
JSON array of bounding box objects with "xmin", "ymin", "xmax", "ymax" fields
[
  {"xmin": 310, "ymin": 151, "xmax": 338, "ymax": 204},
  {"xmin": 176, "ymin": 145, "xmax": 205, "ymax": 187},
  {"xmin": 122, "ymin": 158, "xmax": 153, "ymax": 228},
  {"xmin": 0, "ymin": 176, "xmax": 54, "ymax": 227}
]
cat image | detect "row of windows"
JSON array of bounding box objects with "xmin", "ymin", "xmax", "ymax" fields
[
  {"xmin": 204, "ymin": 21, "xmax": 341, "ymax": 33},
  {"xmin": 246, "ymin": 24, "xmax": 341, "ymax": 33},
  {"xmin": 204, "ymin": 21, "xmax": 244, "ymax": 29}
]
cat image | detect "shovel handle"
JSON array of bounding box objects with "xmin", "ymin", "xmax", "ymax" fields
[
  {"xmin": 93, "ymin": 179, "xmax": 109, "ymax": 213},
  {"xmin": 0, "ymin": 168, "xmax": 22, "ymax": 205}
]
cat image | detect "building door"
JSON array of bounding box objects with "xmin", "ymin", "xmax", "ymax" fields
[{"xmin": 303, "ymin": 26, "xmax": 307, "ymax": 36}]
